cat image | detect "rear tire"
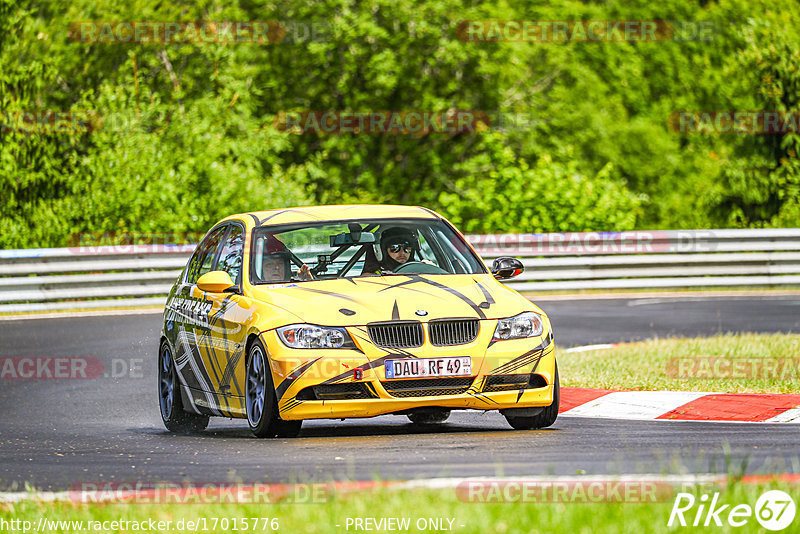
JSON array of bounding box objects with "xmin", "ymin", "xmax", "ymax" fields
[
  {"xmin": 408, "ymin": 409, "xmax": 451, "ymax": 424},
  {"xmin": 504, "ymin": 365, "xmax": 559, "ymax": 430},
  {"xmin": 246, "ymin": 339, "xmax": 303, "ymax": 438},
  {"xmin": 159, "ymin": 341, "xmax": 209, "ymax": 433}
]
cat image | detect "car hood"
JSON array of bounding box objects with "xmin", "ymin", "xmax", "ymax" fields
[{"xmin": 249, "ymin": 274, "xmax": 534, "ymax": 326}]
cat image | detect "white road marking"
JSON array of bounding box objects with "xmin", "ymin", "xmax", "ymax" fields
[
  {"xmin": 561, "ymin": 391, "xmax": 708, "ymax": 419},
  {"xmin": 563, "ymin": 344, "xmax": 616, "ymax": 353},
  {"xmin": 766, "ymin": 407, "xmax": 800, "ymax": 423},
  {"xmin": 0, "ymin": 474, "xmax": 731, "ymax": 503}
]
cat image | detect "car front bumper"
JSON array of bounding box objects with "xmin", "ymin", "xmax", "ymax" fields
[{"xmin": 263, "ymin": 324, "xmax": 557, "ymax": 421}]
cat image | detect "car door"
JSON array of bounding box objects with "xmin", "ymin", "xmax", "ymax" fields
[
  {"xmin": 170, "ymin": 225, "xmax": 227, "ymax": 415},
  {"xmin": 188, "ymin": 222, "xmax": 250, "ymax": 417}
]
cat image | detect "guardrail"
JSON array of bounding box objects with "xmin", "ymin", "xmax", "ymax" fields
[
  {"xmin": 468, "ymin": 229, "xmax": 800, "ymax": 291},
  {"xmin": 0, "ymin": 245, "xmax": 191, "ymax": 313},
  {"xmin": 1, "ymin": 229, "xmax": 799, "ymax": 313}
]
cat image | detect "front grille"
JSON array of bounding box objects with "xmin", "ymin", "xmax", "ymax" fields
[
  {"xmin": 382, "ymin": 377, "xmax": 474, "ymax": 398},
  {"xmin": 368, "ymin": 321, "xmax": 423, "ymax": 348},
  {"xmin": 297, "ymin": 383, "xmax": 372, "ymax": 400},
  {"xmin": 429, "ymin": 319, "xmax": 480, "ymax": 346},
  {"xmin": 483, "ymin": 373, "xmax": 530, "ymax": 392}
]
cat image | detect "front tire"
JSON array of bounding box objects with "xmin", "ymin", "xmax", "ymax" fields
[
  {"xmin": 246, "ymin": 339, "xmax": 302, "ymax": 438},
  {"xmin": 504, "ymin": 365, "xmax": 559, "ymax": 430},
  {"xmin": 159, "ymin": 341, "xmax": 209, "ymax": 433}
]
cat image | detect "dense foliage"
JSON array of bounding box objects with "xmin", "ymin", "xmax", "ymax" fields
[{"xmin": 1, "ymin": 0, "xmax": 799, "ymax": 248}]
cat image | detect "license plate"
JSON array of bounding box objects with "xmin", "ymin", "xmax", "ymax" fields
[{"xmin": 385, "ymin": 357, "xmax": 472, "ymax": 379}]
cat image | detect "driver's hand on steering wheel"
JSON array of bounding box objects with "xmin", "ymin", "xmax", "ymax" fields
[{"xmin": 297, "ymin": 264, "xmax": 314, "ymax": 281}]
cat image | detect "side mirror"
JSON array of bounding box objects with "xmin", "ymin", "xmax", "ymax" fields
[
  {"xmin": 197, "ymin": 271, "xmax": 237, "ymax": 293},
  {"xmin": 491, "ymin": 257, "xmax": 524, "ymax": 280}
]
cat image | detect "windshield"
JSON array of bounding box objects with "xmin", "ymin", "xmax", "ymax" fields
[{"xmin": 250, "ymin": 218, "xmax": 487, "ymax": 284}]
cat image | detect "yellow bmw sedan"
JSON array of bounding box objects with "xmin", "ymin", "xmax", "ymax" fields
[{"xmin": 158, "ymin": 205, "xmax": 558, "ymax": 437}]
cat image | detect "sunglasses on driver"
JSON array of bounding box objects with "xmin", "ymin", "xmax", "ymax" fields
[{"xmin": 387, "ymin": 243, "xmax": 413, "ymax": 254}]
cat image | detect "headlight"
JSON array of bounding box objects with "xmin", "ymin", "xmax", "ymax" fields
[
  {"xmin": 492, "ymin": 312, "xmax": 544, "ymax": 340},
  {"xmin": 277, "ymin": 324, "xmax": 356, "ymax": 349}
]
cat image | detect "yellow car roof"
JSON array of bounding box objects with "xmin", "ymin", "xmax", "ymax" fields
[{"xmin": 226, "ymin": 205, "xmax": 441, "ymax": 227}]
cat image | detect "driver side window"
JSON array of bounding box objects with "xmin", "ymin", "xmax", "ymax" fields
[
  {"xmin": 185, "ymin": 226, "xmax": 227, "ymax": 284},
  {"xmin": 217, "ymin": 225, "xmax": 245, "ymax": 285}
]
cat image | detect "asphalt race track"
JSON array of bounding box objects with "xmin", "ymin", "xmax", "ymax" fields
[{"xmin": 1, "ymin": 295, "xmax": 799, "ymax": 491}]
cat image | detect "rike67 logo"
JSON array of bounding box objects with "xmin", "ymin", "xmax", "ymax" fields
[{"xmin": 669, "ymin": 490, "xmax": 796, "ymax": 530}]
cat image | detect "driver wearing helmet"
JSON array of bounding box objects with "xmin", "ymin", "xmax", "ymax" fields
[{"xmin": 378, "ymin": 227, "xmax": 418, "ymax": 272}]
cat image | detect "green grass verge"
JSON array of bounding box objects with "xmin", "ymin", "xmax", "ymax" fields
[
  {"xmin": 1, "ymin": 480, "xmax": 798, "ymax": 533},
  {"xmin": 557, "ymin": 333, "xmax": 800, "ymax": 393}
]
